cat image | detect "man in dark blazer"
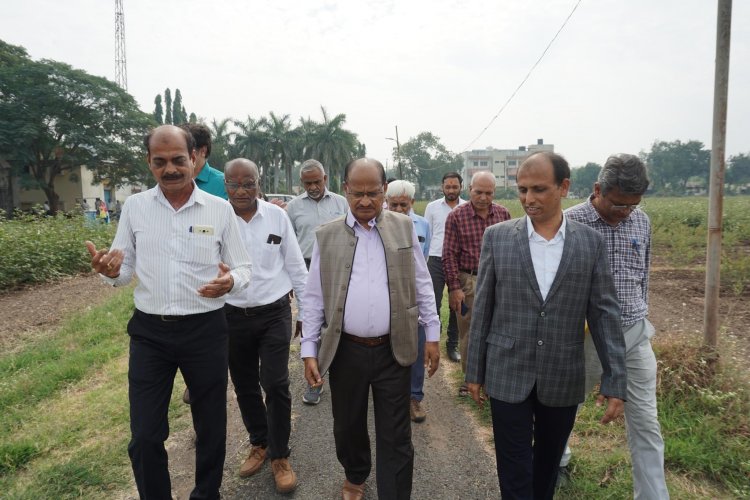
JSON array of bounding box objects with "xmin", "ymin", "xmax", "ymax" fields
[{"xmin": 465, "ymin": 151, "xmax": 627, "ymax": 500}]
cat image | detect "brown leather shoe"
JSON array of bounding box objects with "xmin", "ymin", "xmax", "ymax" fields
[
  {"xmin": 410, "ymin": 398, "xmax": 426, "ymax": 423},
  {"xmin": 239, "ymin": 445, "xmax": 267, "ymax": 477},
  {"xmin": 182, "ymin": 387, "xmax": 191, "ymax": 404},
  {"xmin": 271, "ymin": 458, "xmax": 298, "ymax": 493},
  {"xmin": 342, "ymin": 479, "xmax": 365, "ymax": 500}
]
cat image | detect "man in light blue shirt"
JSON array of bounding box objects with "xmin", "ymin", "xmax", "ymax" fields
[{"xmin": 387, "ymin": 180, "xmax": 432, "ymax": 423}]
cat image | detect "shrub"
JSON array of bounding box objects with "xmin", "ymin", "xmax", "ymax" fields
[{"xmin": 0, "ymin": 213, "xmax": 116, "ymax": 290}]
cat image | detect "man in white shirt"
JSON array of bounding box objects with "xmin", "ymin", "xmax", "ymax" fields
[
  {"xmin": 85, "ymin": 125, "xmax": 252, "ymax": 500},
  {"xmin": 222, "ymin": 159, "xmax": 307, "ymax": 493},
  {"xmin": 285, "ymin": 159, "xmax": 348, "ymax": 405},
  {"xmin": 423, "ymin": 172, "xmax": 466, "ymax": 362}
]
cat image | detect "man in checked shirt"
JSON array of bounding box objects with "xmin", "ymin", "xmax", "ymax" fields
[
  {"xmin": 442, "ymin": 171, "xmax": 510, "ymax": 392},
  {"xmin": 565, "ymin": 154, "xmax": 668, "ymax": 499}
]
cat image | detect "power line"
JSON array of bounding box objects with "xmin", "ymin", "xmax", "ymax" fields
[{"xmin": 460, "ymin": 0, "xmax": 582, "ymax": 153}]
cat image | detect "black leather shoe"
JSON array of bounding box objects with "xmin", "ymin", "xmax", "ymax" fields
[{"xmin": 448, "ymin": 349, "xmax": 461, "ymax": 363}]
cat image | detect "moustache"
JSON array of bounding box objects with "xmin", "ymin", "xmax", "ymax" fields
[{"xmin": 162, "ymin": 174, "xmax": 184, "ymax": 181}]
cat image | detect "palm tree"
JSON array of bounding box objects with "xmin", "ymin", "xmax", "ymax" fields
[
  {"xmin": 233, "ymin": 116, "xmax": 270, "ymax": 187},
  {"xmin": 306, "ymin": 106, "xmax": 359, "ymax": 191},
  {"xmin": 264, "ymin": 112, "xmax": 297, "ymax": 193},
  {"xmin": 208, "ymin": 117, "xmax": 234, "ymax": 170}
]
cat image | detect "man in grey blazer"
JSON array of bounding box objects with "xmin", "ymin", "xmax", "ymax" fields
[{"xmin": 465, "ymin": 151, "xmax": 627, "ymax": 500}]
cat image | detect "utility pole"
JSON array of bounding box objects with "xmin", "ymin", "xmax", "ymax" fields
[
  {"xmin": 703, "ymin": 0, "xmax": 732, "ymax": 350},
  {"xmin": 395, "ymin": 125, "xmax": 403, "ymax": 179},
  {"xmin": 115, "ymin": 0, "xmax": 128, "ymax": 90}
]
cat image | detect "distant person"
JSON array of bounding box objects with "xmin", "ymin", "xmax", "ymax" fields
[
  {"xmin": 85, "ymin": 125, "xmax": 252, "ymax": 499},
  {"xmin": 565, "ymin": 154, "xmax": 668, "ymax": 499},
  {"xmin": 81, "ymin": 198, "xmax": 90, "ymax": 211},
  {"xmin": 442, "ymin": 171, "xmax": 510, "ymax": 393},
  {"xmin": 386, "ymin": 179, "xmax": 432, "ymax": 423},
  {"xmin": 424, "ymin": 172, "xmax": 466, "ymax": 363},
  {"xmin": 301, "ymin": 158, "xmax": 440, "ymax": 499},
  {"xmin": 223, "ymin": 159, "xmax": 307, "ymax": 493},
  {"xmin": 285, "ymin": 159, "xmax": 348, "ymax": 405},
  {"xmin": 179, "ymin": 122, "xmax": 227, "ymax": 199},
  {"xmin": 465, "ymin": 151, "xmax": 627, "ymax": 499},
  {"xmin": 96, "ymin": 197, "xmax": 110, "ymax": 223}
]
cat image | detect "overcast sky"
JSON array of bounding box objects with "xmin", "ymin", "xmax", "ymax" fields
[{"xmin": 4, "ymin": 0, "xmax": 749, "ymax": 169}]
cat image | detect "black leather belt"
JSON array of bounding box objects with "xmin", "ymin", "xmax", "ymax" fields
[
  {"xmin": 342, "ymin": 332, "xmax": 390, "ymax": 347},
  {"xmin": 224, "ymin": 295, "xmax": 289, "ymax": 316},
  {"xmin": 137, "ymin": 309, "xmax": 212, "ymax": 322},
  {"xmin": 460, "ymin": 268, "xmax": 479, "ymax": 276}
]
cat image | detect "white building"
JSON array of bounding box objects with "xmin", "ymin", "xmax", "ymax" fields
[{"xmin": 461, "ymin": 139, "xmax": 554, "ymax": 188}]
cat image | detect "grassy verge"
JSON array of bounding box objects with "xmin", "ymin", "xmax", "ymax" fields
[
  {"xmin": 0, "ymin": 288, "xmax": 191, "ymax": 499},
  {"xmin": 438, "ymin": 303, "xmax": 749, "ymax": 498}
]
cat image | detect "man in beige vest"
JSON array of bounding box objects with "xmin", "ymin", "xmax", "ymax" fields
[{"xmin": 301, "ymin": 158, "xmax": 440, "ymax": 500}]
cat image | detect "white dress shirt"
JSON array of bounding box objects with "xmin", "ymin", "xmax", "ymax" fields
[
  {"xmin": 423, "ymin": 197, "xmax": 467, "ymax": 257},
  {"xmin": 102, "ymin": 184, "xmax": 252, "ymax": 315},
  {"xmin": 527, "ymin": 214, "xmax": 567, "ymax": 301},
  {"xmin": 225, "ymin": 200, "xmax": 308, "ymax": 319},
  {"xmin": 300, "ymin": 211, "xmax": 441, "ymax": 358}
]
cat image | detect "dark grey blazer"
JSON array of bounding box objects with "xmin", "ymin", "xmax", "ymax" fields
[{"xmin": 465, "ymin": 216, "xmax": 627, "ymax": 407}]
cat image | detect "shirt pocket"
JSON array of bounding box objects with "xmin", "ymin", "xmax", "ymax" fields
[
  {"xmin": 186, "ymin": 233, "xmax": 219, "ymax": 265},
  {"xmin": 259, "ymin": 242, "xmax": 282, "ymax": 269}
]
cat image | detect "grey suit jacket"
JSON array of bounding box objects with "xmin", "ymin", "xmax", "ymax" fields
[{"xmin": 465, "ymin": 216, "xmax": 627, "ymax": 407}]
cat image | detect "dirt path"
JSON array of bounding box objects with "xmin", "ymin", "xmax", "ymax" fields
[
  {"xmin": 2, "ymin": 269, "xmax": 747, "ymax": 499},
  {"xmin": 0, "ymin": 273, "xmax": 121, "ymax": 355}
]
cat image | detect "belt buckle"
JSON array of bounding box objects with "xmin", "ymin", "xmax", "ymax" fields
[{"xmin": 160, "ymin": 315, "xmax": 179, "ymax": 322}]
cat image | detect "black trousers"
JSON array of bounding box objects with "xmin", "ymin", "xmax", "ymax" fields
[
  {"xmin": 489, "ymin": 387, "xmax": 578, "ymax": 500},
  {"xmin": 427, "ymin": 256, "xmax": 458, "ymax": 350},
  {"xmin": 329, "ymin": 337, "xmax": 413, "ymax": 500},
  {"xmin": 127, "ymin": 308, "xmax": 228, "ymax": 500},
  {"xmin": 226, "ymin": 297, "xmax": 292, "ymax": 460}
]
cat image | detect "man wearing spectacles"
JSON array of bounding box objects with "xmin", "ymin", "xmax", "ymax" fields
[
  {"xmin": 301, "ymin": 158, "xmax": 440, "ymax": 499},
  {"xmin": 565, "ymin": 154, "xmax": 668, "ymax": 499},
  {"xmin": 222, "ymin": 158, "xmax": 307, "ymax": 493}
]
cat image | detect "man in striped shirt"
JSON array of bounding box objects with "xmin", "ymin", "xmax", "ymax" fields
[{"xmin": 86, "ymin": 125, "xmax": 252, "ymax": 500}]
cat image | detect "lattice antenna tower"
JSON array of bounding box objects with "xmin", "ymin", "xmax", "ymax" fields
[{"xmin": 114, "ymin": 0, "xmax": 128, "ymax": 90}]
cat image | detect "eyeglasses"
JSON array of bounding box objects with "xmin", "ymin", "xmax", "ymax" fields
[
  {"xmin": 347, "ymin": 190, "xmax": 384, "ymax": 200},
  {"xmin": 225, "ymin": 181, "xmax": 257, "ymax": 191},
  {"xmin": 610, "ymin": 203, "xmax": 641, "ymax": 211}
]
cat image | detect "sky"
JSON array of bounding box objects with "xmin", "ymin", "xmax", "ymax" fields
[{"xmin": 3, "ymin": 0, "xmax": 749, "ymax": 170}]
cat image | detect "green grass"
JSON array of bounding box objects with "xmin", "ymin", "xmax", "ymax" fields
[{"xmin": 0, "ymin": 287, "xmax": 191, "ymax": 498}]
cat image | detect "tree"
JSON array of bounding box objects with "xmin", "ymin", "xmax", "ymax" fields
[
  {"xmin": 207, "ymin": 117, "xmax": 234, "ymax": 171},
  {"xmin": 264, "ymin": 112, "xmax": 297, "ymax": 193},
  {"xmin": 296, "ymin": 107, "xmax": 360, "ymax": 192},
  {"xmin": 396, "ymin": 131, "xmax": 462, "ymax": 197},
  {"xmin": 726, "ymin": 153, "xmax": 750, "ymax": 191},
  {"xmin": 647, "ymin": 140, "xmax": 710, "ymax": 194},
  {"xmin": 164, "ymin": 88, "xmax": 173, "ymax": 125},
  {"xmin": 233, "ymin": 115, "xmax": 270, "ymax": 186},
  {"xmin": 570, "ymin": 162, "xmax": 601, "ymax": 197},
  {"xmin": 172, "ymin": 89, "xmax": 184, "ymax": 125},
  {"xmin": 0, "ymin": 39, "xmax": 154, "ymax": 214},
  {"xmin": 189, "ymin": 112, "xmax": 197, "ymax": 123},
  {"xmin": 153, "ymin": 94, "xmax": 163, "ymax": 124}
]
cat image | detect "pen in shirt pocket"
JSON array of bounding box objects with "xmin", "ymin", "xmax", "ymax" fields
[{"xmin": 631, "ymin": 238, "xmax": 640, "ymax": 254}]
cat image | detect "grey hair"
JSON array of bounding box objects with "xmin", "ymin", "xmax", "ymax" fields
[
  {"xmin": 470, "ymin": 170, "xmax": 496, "ymax": 187},
  {"xmin": 598, "ymin": 154, "xmax": 650, "ymax": 195},
  {"xmin": 386, "ymin": 180, "xmax": 416, "ymax": 199},
  {"xmin": 300, "ymin": 159, "xmax": 325, "ymax": 177}
]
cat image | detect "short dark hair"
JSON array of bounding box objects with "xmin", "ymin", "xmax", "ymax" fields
[
  {"xmin": 598, "ymin": 154, "xmax": 650, "ymax": 195},
  {"xmin": 143, "ymin": 126, "xmax": 195, "ymax": 155},
  {"xmin": 179, "ymin": 123, "xmax": 212, "ymax": 157},
  {"xmin": 520, "ymin": 151, "xmax": 570, "ymax": 185},
  {"xmin": 343, "ymin": 158, "xmax": 386, "ymax": 184},
  {"xmin": 442, "ymin": 171, "xmax": 463, "ymax": 185}
]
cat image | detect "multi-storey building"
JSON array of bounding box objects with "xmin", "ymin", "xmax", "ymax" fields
[{"xmin": 461, "ymin": 139, "xmax": 554, "ymax": 189}]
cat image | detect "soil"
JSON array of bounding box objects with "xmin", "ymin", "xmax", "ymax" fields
[{"xmin": 0, "ymin": 269, "xmax": 747, "ymax": 499}]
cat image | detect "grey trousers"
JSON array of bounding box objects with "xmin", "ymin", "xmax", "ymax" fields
[{"xmin": 574, "ymin": 319, "xmax": 669, "ymax": 499}]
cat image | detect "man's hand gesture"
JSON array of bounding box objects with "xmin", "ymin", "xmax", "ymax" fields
[
  {"xmin": 198, "ymin": 262, "xmax": 234, "ymax": 298},
  {"xmin": 85, "ymin": 241, "xmax": 123, "ymax": 278}
]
